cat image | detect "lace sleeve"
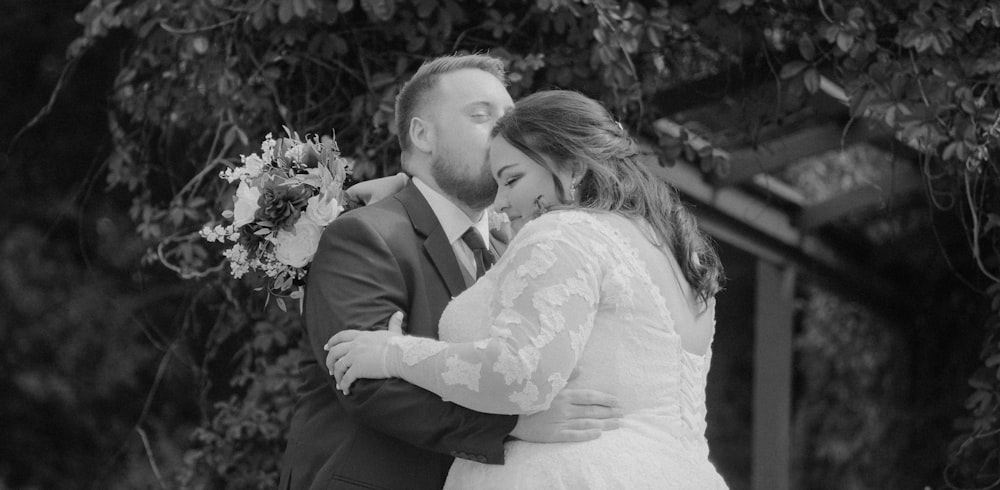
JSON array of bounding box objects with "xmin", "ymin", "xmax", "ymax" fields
[{"xmin": 385, "ymin": 213, "xmax": 603, "ymax": 415}]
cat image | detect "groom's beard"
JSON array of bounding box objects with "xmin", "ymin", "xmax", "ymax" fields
[{"xmin": 431, "ymin": 154, "xmax": 497, "ymax": 210}]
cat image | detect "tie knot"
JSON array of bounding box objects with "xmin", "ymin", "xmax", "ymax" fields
[{"xmin": 461, "ymin": 227, "xmax": 488, "ymax": 252}]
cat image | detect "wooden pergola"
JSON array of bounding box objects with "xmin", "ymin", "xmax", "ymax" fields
[{"xmin": 641, "ymin": 75, "xmax": 934, "ymax": 489}]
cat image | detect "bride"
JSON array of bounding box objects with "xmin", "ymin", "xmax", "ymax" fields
[{"xmin": 326, "ymin": 90, "xmax": 729, "ymax": 489}]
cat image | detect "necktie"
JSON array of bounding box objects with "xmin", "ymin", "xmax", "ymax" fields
[{"xmin": 460, "ymin": 227, "xmax": 495, "ymax": 278}]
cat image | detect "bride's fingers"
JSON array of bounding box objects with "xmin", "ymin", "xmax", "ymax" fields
[
  {"xmin": 559, "ymin": 428, "xmax": 601, "ymax": 442},
  {"xmin": 333, "ymin": 356, "xmax": 349, "ymax": 387},
  {"xmin": 566, "ymin": 417, "xmax": 620, "ymax": 432},
  {"xmin": 565, "ymin": 388, "xmax": 620, "ymax": 409},
  {"xmin": 388, "ymin": 311, "xmax": 405, "ymax": 334},
  {"xmin": 325, "ymin": 330, "xmax": 361, "ymax": 350},
  {"xmin": 325, "ymin": 343, "xmax": 351, "ymax": 374},
  {"xmin": 326, "ymin": 351, "xmax": 336, "ymax": 375},
  {"xmin": 339, "ymin": 366, "xmax": 357, "ymax": 395}
]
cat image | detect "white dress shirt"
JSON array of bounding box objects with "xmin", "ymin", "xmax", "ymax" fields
[{"xmin": 412, "ymin": 177, "xmax": 491, "ymax": 279}]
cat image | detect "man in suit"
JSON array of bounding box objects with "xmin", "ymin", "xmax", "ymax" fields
[{"xmin": 280, "ymin": 54, "xmax": 620, "ymax": 490}]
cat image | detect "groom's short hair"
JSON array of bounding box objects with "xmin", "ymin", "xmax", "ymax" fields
[{"xmin": 394, "ymin": 54, "xmax": 508, "ymax": 154}]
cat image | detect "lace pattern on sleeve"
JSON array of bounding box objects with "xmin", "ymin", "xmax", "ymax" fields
[{"xmin": 385, "ymin": 212, "xmax": 603, "ymax": 414}]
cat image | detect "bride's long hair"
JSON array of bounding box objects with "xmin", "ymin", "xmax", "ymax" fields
[{"xmin": 492, "ymin": 90, "xmax": 724, "ymax": 303}]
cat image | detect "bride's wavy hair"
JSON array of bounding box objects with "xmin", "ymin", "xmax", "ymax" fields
[{"xmin": 492, "ymin": 90, "xmax": 724, "ymax": 303}]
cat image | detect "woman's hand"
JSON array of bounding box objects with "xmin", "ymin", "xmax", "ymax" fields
[
  {"xmin": 344, "ymin": 172, "xmax": 409, "ymax": 207},
  {"xmin": 325, "ymin": 311, "xmax": 405, "ymax": 394}
]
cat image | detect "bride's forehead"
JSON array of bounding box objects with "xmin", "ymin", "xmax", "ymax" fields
[{"xmin": 489, "ymin": 139, "xmax": 523, "ymax": 165}]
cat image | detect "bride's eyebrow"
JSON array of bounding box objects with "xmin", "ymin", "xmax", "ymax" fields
[{"xmin": 493, "ymin": 164, "xmax": 516, "ymax": 179}]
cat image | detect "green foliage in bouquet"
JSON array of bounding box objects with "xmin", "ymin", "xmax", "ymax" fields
[{"xmin": 200, "ymin": 127, "xmax": 352, "ymax": 312}]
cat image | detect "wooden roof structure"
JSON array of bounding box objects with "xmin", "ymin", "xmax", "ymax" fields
[
  {"xmin": 640, "ymin": 73, "xmax": 956, "ymax": 489},
  {"xmin": 641, "ymin": 73, "xmax": 945, "ymax": 320}
]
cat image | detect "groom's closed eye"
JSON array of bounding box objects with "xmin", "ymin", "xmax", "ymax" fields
[{"xmin": 467, "ymin": 102, "xmax": 498, "ymax": 121}]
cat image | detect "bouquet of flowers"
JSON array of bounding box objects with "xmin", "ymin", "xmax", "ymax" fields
[{"xmin": 201, "ymin": 127, "xmax": 352, "ymax": 311}]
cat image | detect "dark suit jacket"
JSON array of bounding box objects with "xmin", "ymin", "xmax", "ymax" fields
[{"xmin": 279, "ymin": 183, "xmax": 518, "ymax": 490}]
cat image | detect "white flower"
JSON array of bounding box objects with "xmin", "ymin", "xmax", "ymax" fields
[
  {"xmin": 220, "ymin": 167, "xmax": 241, "ymax": 183},
  {"xmin": 305, "ymin": 191, "xmax": 341, "ymax": 226},
  {"xmin": 285, "ymin": 144, "xmax": 305, "ymax": 162},
  {"xmin": 271, "ymin": 216, "xmax": 322, "ymax": 268},
  {"xmin": 242, "ymin": 154, "xmax": 265, "ymax": 178},
  {"xmin": 488, "ymin": 208, "xmax": 513, "ymax": 242},
  {"xmin": 199, "ymin": 225, "xmax": 219, "ymax": 242},
  {"xmin": 488, "ymin": 208, "xmax": 510, "ymax": 230},
  {"xmin": 232, "ymin": 180, "xmax": 262, "ymax": 227},
  {"xmin": 222, "ymin": 243, "xmax": 250, "ymax": 278},
  {"xmin": 261, "ymin": 133, "xmax": 275, "ymax": 154}
]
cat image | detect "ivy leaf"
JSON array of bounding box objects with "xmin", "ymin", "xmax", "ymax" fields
[
  {"xmin": 965, "ymin": 389, "xmax": 991, "ymax": 412},
  {"xmin": 278, "ymin": 0, "xmax": 294, "ymax": 24},
  {"xmin": 799, "ymin": 35, "xmax": 816, "ymax": 61},
  {"xmin": 985, "ymin": 213, "xmax": 1000, "ymax": 233},
  {"xmin": 361, "ymin": 0, "xmax": 395, "ymax": 21},
  {"xmin": 719, "ymin": 0, "xmax": 744, "ymax": 14},
  {"xmin": 836, "ymin": 31, "xmax": 854, "ymax": 52},
  {"xmin": 803, "ymin": 67, "xmax": 820, "ymax": 93},
  {"xmin": 987, "ymin": 352, "xmax": 1000, "ymax": 368},
  {"xmin": 780, "ymin": 61, "xmax": 808, "ymax": 79},
  {"xmin": 292, "ymin": 0, "xmax": 308, "ymax": 18},
  {"xmin": 415, "ymin": 0, "xmax": 435, "ymax": 18}
]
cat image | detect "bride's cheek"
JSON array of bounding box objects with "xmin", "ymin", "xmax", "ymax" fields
[{"xmin": 510, "ymin": 219, "xmax": 525, "ymax": 235}]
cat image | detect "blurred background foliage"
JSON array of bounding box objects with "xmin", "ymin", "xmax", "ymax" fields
[{"xmin": 1, "ymin": 0, "xmax": 998, "ymax": 488}]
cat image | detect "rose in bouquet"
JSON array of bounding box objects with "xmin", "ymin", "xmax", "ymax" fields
[{"xmin": 201, "ymin": 127, "xmax": 351, "ymax": 311}]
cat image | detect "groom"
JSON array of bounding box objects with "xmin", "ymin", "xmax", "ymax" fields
[{"xmin": 279, "ymin": 54, "xmax": 621, "ymax": 490}]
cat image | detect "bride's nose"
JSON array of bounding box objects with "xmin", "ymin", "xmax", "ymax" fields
[{"xmin": 492, "ymin": 190, "xmax": 509, "ymax": 213}]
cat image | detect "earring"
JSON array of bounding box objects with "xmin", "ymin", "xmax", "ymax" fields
[
  {"xmin": 571, "ymin": 180, "xmax": 580, "ymax": 202},
  {"xmin": 533, "ymin": 195, "xmax": 550, "ymax": 217}
]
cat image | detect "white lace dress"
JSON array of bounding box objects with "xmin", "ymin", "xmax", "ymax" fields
[{"xmin": 385, "ymin": 210, "xmax": 728, "ymax": 489}]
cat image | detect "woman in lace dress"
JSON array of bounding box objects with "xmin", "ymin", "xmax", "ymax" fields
[{"xmin": 326, "ymin": 90, "xmax": 729, "ymax": 489}]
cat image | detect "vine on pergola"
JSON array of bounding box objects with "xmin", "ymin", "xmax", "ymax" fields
[{"xmin": 739, "ymin": 1, "xmax": 999, "ymax": 486}]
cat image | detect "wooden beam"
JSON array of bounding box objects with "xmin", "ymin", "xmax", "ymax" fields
[
  {"xmin": 637, "ymin": 143, "xmax": 918, "ymax": 320},
  {"xmin": 794, "ymin": 170, "xmax": 924, "ymax": 230},
  {"xmin": 717, "ymin": 124, "xmax": 847, "ymax": 185},
  {"xmin": 752, "ymin": 260, "xmax": 796, "ymax": 490}
]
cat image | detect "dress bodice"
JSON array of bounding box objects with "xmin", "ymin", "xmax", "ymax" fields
[
  {"xmin": 389, "ymin": 210, "xmax": 716, "ymax": 445},
  {"xmin": 385, "ymin": 210, "xmax": 727, "ymax": 489}
]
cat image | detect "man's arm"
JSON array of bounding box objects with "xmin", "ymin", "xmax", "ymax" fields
[{"xmin": 304, "ymin": 211, "xmax": 516, "ymax": 463}]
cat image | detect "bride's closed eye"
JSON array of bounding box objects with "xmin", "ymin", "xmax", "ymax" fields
[{"xmin": 502, "ymin": 175, "xmax": 521, "ymax": 187}]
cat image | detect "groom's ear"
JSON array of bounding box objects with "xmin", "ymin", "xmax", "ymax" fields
[{"xmin": 409, "ymin": 117, "xmax": 435, "ymax": 154}]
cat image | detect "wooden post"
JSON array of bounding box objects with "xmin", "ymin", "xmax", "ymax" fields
[{"xmin": 752, "ymin": 260, "xmax": 796, "ymax": 490}]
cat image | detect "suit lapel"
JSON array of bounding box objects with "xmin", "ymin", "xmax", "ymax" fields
[{"xmin": 395, "ymin": 183, "xmax": 467, "ymax": 298}]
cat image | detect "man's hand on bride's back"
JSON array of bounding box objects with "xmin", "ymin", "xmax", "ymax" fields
[
  {"xmin": 345, "ymin": 173, "xmax": 409, "ymax": 207},
  {"xmin": 510, "ymin": 386, "xmax": 622, "ymax": 443}
]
